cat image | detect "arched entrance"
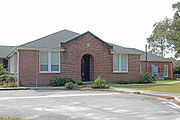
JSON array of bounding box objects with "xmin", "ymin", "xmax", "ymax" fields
[{"xmin": 81, "ymin": 54, "xmax": 94, "ymax": 81}]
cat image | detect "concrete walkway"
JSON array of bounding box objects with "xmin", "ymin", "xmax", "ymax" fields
[
  {"xmin": 112, "ymin": 80, "xmax": 180, "ymax": 86},
  {"xmin": 111, "ymin": 87, "xmax": 180, "ymax": 98}
]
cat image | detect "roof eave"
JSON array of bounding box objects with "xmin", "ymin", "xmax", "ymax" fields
[{"xmin": 111, "ymin": 51, "xmax": 142, "ymax": 55}]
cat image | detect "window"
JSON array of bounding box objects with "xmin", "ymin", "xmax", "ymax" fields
[
  {"xmin": 39, "ymin": 51, "xmax": 60, "ymax": 73},
  {"xmin": 40, "ymin": 52, "xmax": 48, "ymax": 72},
  {"xmin": 51, "ymin": 52, "xmax": 59, "ymax": 71},
  {"xmin": 113, "ymin": 54, "xmax": 128, "ymax": 72},
  {"xmin": 164, "ymin": 65, "xmax": 168, "ymax": 77},
  {"xmin": 10, "ymin": 55, "xmax": 14, "ymax": 73}
]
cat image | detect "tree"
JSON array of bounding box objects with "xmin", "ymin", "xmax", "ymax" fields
[
  {"xmin": 147, "ymin": 2, "xmax": 180, "ymax": 58},
  {"xmin": 147, "ymin": 18, "xmax": 174, "ymax": 57},
  {"xmin": 168, "ymin": 2, "xmax": 180, "ymax": 58}
]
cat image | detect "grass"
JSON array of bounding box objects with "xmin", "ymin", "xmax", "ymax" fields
[
  {"xmin": 155, "ymin": 78, "xmax": 180, "ymax": 84},
  {"xmin": 0, "ymin": 117, "xmax": 24, "ymax": 120},
  {"xmin": 112, "ymin": 83, "xmax": 180, "ymax": 94}
]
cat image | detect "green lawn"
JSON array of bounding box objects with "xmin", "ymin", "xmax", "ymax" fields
[
  {"xmin": 111, "ymin": 83, "xmax": 180, "ymax": 94},
  {"xmin": 155, "ymin": 79, "xmax": 180, "ymax": 84},
  {"xmin": 0, "ymin": 117, "xmax": 24, "ymax": 120}
]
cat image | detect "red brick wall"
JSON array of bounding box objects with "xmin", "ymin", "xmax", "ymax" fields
[
  {"xmin": 18, "ymin": 50, "xmax": 61, "ymax": 86},
  {"xmin": 140, "ymin": 61, "xmax": 173, "ymax": 78},
  {"xmin": 18, "ymin": 32, "xmax": 141, "ymax": 86},
  {"xmin": 112, "ymin": 54, "xmax": 141, "ymax": 82}
]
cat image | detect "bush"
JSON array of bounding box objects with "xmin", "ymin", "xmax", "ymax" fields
[
  {"xmin": 75, "ymin": 81, "xmax": 84, "ymax": 85},
  {"xmin": 174, "ymin": 66, "xmax": 180, "ymax": 74},
  {"xmin": 50, "ymin": 76, "xmax": 75, "ymax": 86},
  {"xmin": 90, "ymin": 76, "xmax": 110, "ymax": 89},
  {"xmin": 0, "ymin": 117, "xmax": 24, "ymax": 120},
  {"xmin": 140, "ymin": 72, "xmax": 155, "ymax": 83},
  {"xmin": 65, "ymin": 82, "xmax": 77, "ymax": 89},
  {"xmin": 2, "ymin": 82, "xmax": 18, "ymax": 88},
  {"xmin": 7, "ymin": 75, "xmax": 15, "ymax": 82},
  {"xmin": 117, "ymin": 79, "xmax": 130, "ymax": 84}
]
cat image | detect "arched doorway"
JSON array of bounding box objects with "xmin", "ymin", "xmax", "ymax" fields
[{"xmin": 81, "ymin": 54, "xmax": 94, "ymax": 81}]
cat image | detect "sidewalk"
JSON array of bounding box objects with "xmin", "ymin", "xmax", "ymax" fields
[
  {"xmin": 112, "ymin": 80, "xmax": 180, "ymax": 86},
  {"xmin": 111, "ymin": 87, "xmax": 180, "ymax": 103}
]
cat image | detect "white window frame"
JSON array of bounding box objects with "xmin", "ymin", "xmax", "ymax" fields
[
  {"xmin": 39, "ymin": 51, "xmax": 60, "ymax": 73},
  {"xmin": 113, "ymin": 54, "xmax": 128, "ymax": 73},
  {"xmin": 164, "ymin": 65, "xmax": 168, "ymax": 77},
  {"xmin": 10, "ymin": 55, "xmax": 14, "ymax": 73}
]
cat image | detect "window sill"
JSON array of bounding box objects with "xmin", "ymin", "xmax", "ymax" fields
[
  {"xmin": 113, "ymin": 71, "xmax": 128, "ymax": 73},
  {"xmin": 39, "ymin": 71, "xmax": 60, "ymax": 74}
]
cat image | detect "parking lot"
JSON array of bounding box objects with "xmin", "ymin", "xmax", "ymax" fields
[{"xmin": 0, "ymin": 90, "xmax": 180, "ymax": 120}]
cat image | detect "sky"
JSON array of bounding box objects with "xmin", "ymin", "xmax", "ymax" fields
[{"xmin": 0, "ymin": 0, "xmax": 179, "ymax": 58}]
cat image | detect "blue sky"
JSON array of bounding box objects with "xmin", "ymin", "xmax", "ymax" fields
[{"xmin": 0, "ymin": 0, "xmax": 179, "ymax": 58}]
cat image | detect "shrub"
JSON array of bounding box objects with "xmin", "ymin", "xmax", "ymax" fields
[
  {"xmin": 2, "ymin": 82, "xmax": 18, "ymax": 88},
  {"xmin": 94, "ymin": 76, "xmax": 105, "ymax": 85},
  {"xmin": 0, "ymin": 64, "xmax": 12, "ymax": 85},
  {"xmin": 0, "ymin": 117, "xmax": 24, "ymax": 120},
  {"xmin": 117, "ymin": 79, "xmax": 130, "ymax": 84},
  {"xmin": 140, "ymin": 72, "xmax": 155, "ymax": 83},
  {"xmin": 7, "ymin": 75, "xmax": 15, "ymax": 82},
  {"xmin": 174, "ymin": 66, "xmax": 180, "ymax": 74},
  {"xmin": 65, "ymin": 82, "xmax": 77, "ymax": 89},
  {"xmin": 90, "ymin": 76, "xmax": 110, "ymax": 89},
  {"xmin": 75, "ymin": 81, "xmax": 84, "ymax": 85},
  {"xmin": 50, "ymin": 76, "xmax": 75, "ymax": 86}
]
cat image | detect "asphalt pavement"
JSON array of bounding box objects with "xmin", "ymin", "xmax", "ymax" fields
[{"xmin": 0, "ymin": 90, "xmax": 180, "ymax": 120}]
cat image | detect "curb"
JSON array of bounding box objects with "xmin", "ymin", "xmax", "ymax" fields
[
  {"xmin": 110, "ymin": 88, "xmax": 180, "ymax": 104},
  {"xmin": 174, "ymin": 97, "xmax": 180, "ymax": 103},
  {"xmin": 0, "ymin": 87, "xmax": 30, "ymax": 90}
]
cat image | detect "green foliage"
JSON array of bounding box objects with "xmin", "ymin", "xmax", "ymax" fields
[
  {"xmin": 140, "ymin": 72, "xmax": 155, "ymax": 83},
  {"xmin": 147, "ymin": 18, "xmax": 173, "ymax": 57},
  {"xmin": 148, "ymin": 2, "xmax": 180, "ymax": 58},
  {"xmin": 117, "ymin": 79, "xmax": 130, "ymax": 84},
  {"xmin": 2, "ymin": 82, "xmax": 18, "ymax": 88},
  {"xmin": 75, "ymin": 81, "xmax": 84, "ymax": 85},
  {"xmin": 65, "ymin": 82, "xmax": 76, "ymax": 89},
  {"xmin": 91, "ymin": 76, "xmax": 110, "ymax": 89},
  {"xmin": 94, "ymin": 76, "xmax": 105, "ymax": 85},
  {"xmin": 174, "ymin": 66, "xmax": 180, "ymax": 74},
  {"xmin": 0, "ymin": 117, "xmax": 24, "ymax": 120},
  {"xmin": 0, "ymin": 64, "xmax": 14, "ymax": 85},
  {"xmin": 50, "ymin": 76, "xmax": 75, "ymax": 86},
  {"xmin": 0, "ymin": 64, "xmax": 9, "ymax": 75}
]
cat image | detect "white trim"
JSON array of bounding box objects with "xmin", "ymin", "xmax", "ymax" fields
[
  {"xmin": 164, "ymin": 65, "xmax": 168, "ymax": 77},
  {"xmin": 111, "ymin": 51, "xmax": 142, "ymax": 55},
  {"xmin": 39, "ymin": 51, "xmax": 60, "ymax": 73},
  {"xmin": 10, "ymin": 55, "xmax": 14, "ymax": 74},
  {"xmin": 17, "ymin": 51, "xmax": 20, "ymax": 86},
  {"xmin": 113, "ymin": 54, "xmax": 128, "ymax": 73},
  {"xmin": 7, "ymin": 48, "xmax": 64, "ymax": 57}
]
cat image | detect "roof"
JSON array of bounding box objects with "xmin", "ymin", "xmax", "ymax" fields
[
  {"xmin": 17, "ymin": 29, "xmax": 80, "ymax": 49},
  {"xmin": 129, "ymin": 48, "xmax": 172, "ymax": 62},
  {"xmin": 2, "ymin": 29, "xmax": 172, "ymax": 62},
  {"xmin": 15, "ymin": 29, "xmax": 142, "ymax": 54},
  {"xmin": 0, "ymin": 46, "xmax": 15, "ymax": 58},
  {"xmin": 108, "ymin": 43, "xmax": 142, "ymax": 54}
]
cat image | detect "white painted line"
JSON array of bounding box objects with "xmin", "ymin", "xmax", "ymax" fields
[
  {"xmin": 168, "ymin": 102, "xmax": 180, "ymax": 109},
  {"xmin": 0, "ymin": 93, "xmax": 120, "ymax": 100}
]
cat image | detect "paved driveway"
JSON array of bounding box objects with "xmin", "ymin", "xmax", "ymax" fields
[{"xmin": 0, "ymin": 90, "xmax": 180, "ymax": 120}]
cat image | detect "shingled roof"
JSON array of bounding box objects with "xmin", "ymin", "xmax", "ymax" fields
[
  {"xmin": 0, "ymin": 46, "xmax": 15, "ymax": 58},
  {"xmin": 2, "ymin": 29, "xmax": 172, "ymax": 62},
  {"xmin": 129, "ymin": 48, "xmax": 172, "ymax": 62},
  {"xmin": 17, "ymin": 29, "xmax": 80, "ymax": 49}
]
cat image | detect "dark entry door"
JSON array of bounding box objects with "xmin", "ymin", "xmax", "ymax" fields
[{"xmin": 81, "ymin": 55, "xmax": 90, "ymax": 81}]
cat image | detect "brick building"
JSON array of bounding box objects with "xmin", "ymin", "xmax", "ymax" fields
[{"xmin": 6, "ymin": 30, "xmax": 173, "ymax": 86}]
